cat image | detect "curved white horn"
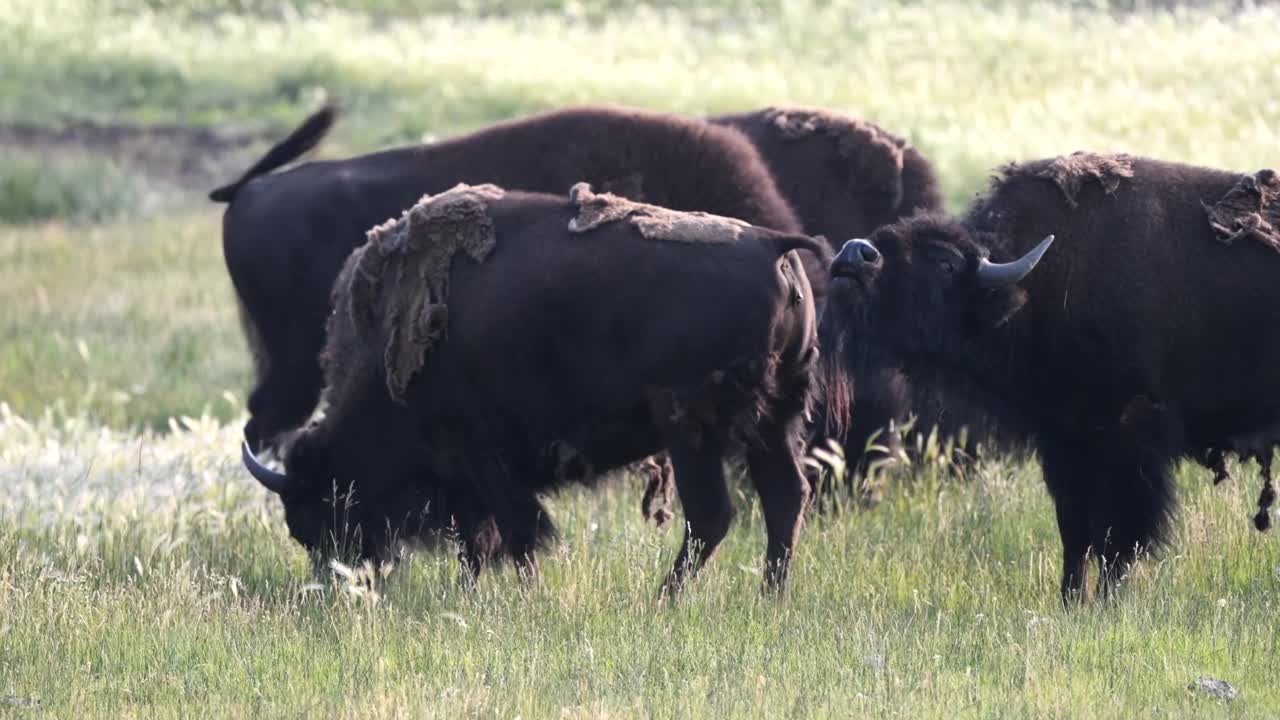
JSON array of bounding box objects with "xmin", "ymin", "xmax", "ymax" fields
[{"xmin": 976, "ymin": 234, "xmax": 1055, "ymax": 288}]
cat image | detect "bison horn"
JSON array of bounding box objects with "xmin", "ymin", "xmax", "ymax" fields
[
  {"xmin": 976, "ymin": 234, "xmax": 1055, "ymax": 288},
  {"xmin": 242, "ymin": 440, "xmax": 291, "ymax": 495}
]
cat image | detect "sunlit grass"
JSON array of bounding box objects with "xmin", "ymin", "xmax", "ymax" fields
[
  {"xmin": 0, "ymin": 211, "xmax": 249, "ymax": 427},
  {"xmin": 0, "ymin": 407, "xmax": 1276, "ymax": 717}
]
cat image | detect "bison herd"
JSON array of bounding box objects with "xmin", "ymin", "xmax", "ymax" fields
[{"xmin": 216, "ymin": 102, "xmax": 1279, "ymax": 605}]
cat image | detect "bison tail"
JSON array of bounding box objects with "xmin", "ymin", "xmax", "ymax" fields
[
  {"xmin": 768, "ymin": 234, "xmax": 834, "ymax": 303},
  {"xmin": 208, "ymin": 102, "xmax": 339, "ymax": 203},
  {"xmin": 767, "ymin": 234, "xmax": 832, "ymax": 265}
]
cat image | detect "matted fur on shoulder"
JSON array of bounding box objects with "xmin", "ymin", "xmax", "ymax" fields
[
  {"xmin": 326, "ymin": 183, "xmax": 505, "ymax": 407},
  {"xmin": 567, "ymin": 182, "xmax": 751, "ymax": 242}
]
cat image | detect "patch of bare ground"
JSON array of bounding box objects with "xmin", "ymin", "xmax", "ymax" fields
[{"xmin": 0, "ymin": 118, "xmax": 273, "ymax": 192}]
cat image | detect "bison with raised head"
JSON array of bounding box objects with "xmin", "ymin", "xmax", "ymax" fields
[
  {"xmin": 713, "ymin": 107, "xmax": 1012, "ymax": 484},
  {"xmin": 824, "ymin": 152, "xmax": 1280, "ymax": 604},
  {"xmin": 212, "ymin": 104, "xmax": 805, "ymax": 455},
  {"xmin": 242, "ymin": 183, "xmax": 825, "ymax": 595}
]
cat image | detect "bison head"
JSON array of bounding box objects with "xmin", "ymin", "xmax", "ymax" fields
[
  {"xmin": 823, "ymin": 217, "xmax": 1053, "ymax": 376},
  {"xmin": 240, "ymin": 414, "xmax": 447, "ymax": 571},
  {"xmin": 241, "ymin": 431, "xmax": 382, "ymax": 568}
]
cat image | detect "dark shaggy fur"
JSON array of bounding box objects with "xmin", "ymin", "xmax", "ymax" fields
[
  {"xmin": 713, "ymin": 106, "xmax": 1015, "ymax": 486},
  {"xmin": 212, "ymin": 104, "xmax": 806, "ymax": 454},
  {"xmin": 825, "ymin": 152, "xmax": 1280, "ymax": 604},
  {"xmin": 256, "ymin": 184, "xmax": 824, "ymax": 595},
  {"xmin": 711, "ymin": 106, "xmax": 944, "ymax": 242}
]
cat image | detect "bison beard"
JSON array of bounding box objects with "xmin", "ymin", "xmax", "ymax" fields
[
  {"xmin": 212, "ymin": 103, "xmax": 808, "ymax": 457},
  {"xmin": 243, "ymin": 184, "xmax": 823, "ymax": 596},
  {"xmin": 826, "ymin": 152, "xmax": 1280, "ymax": 605}
]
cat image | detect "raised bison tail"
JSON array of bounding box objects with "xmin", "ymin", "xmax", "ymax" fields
[{"xmin": 208, "ymin": 103, "xmax": 339, "ymax": 203}]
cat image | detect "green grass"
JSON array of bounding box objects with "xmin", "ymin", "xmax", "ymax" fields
[
  {"xmin": 0, "ymin": 150, "xmax": 151, "ymax": 224},
  {"xmin": 3, "ymin": 1, "xmax": 1280, "ymax": 716},
  {"xmin": 1, "ymin": 409, "xmax": 1277, "ymax": 717},
  {"xmin": 0, "ymin": 211, "xmax": 249, "ymax": 427}
]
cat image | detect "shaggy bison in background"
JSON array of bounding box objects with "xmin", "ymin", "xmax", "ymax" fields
[
  {"xmin": 212, "ymin": 103, "xmax": 805, "ymax": 454},
  {"xmin": 711, "ymin": 106, "xmax": 944, "ymax": 243},
  {"xmin": 825, "ymin": 151, "xmax": 1280, "ymax": 603},
  {"xmin": 242, "ymin": 183, "xmax": 824, "ymax": 594}
]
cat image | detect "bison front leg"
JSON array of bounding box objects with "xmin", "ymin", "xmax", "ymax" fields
[
  {"xmin": 465, "ymin": 452, "xmax": 554, "ymax": 583},
  {"xmin": 1040, "ymin": 436, "xmax": 1093, "ymax": 606},
  {"xmin": 745, "ymin": 428, "xmax": 810, "ymax": 593},
  {"xmin": 660, "ymin": 435, "xmax": 734, "ymax": 598}
]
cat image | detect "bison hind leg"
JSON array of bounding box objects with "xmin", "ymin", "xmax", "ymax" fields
[
  {"xmin": 744, "ymin": 423, "xmax": 811, "ymax": 593},
  {"xmin": 638, "ymin": 453, "xmax": 675, "ymax": 527}
]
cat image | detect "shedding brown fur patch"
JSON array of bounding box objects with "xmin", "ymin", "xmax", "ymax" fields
[
  {"xmin": 568, "ymin": 182, "xmax": 749, "ymax": 243},
  {"xmin": 1203, "ymin": 169, "xmax": 1280, "ymax": 254},
  {"xmin": 1033, "ymin": 151, "xmax": 1134, "ymax": 208},
  {"xmin": 762, "ymin": 106, "xmax": 907, "ymax": 202},
  {"xmin": 343, "ymin": 183, "xmax": 504, "ymax": 403}
]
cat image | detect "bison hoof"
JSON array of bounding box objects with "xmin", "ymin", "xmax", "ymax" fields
[{"xmin": 1254, "ymin": 509, "xmax": 1272, "ymax": 532}]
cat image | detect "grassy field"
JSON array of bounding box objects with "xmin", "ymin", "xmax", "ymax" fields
[
  {"xmin": 2, "ymin": 0, "xmax": 1280, "ymax": 717},
  {"xmin": 1, "ymin": 411, "xmax": 1277, "ymax": 717}
]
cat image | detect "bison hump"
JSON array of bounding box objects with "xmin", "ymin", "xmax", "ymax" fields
[
  {"xmin": 339, "ymin": 182, "xmax": 504, "ymax": 402},
  {"xmin": 762, "ymin": 106, "xmax": 908, "ymax": 203},
  {"xmin": 1025, "ymin": 151, "xmax": 1135, "ymax": 208},
  {"xmin": 567, "ymin": 182, "xmax": 749, "ymax": 243}
]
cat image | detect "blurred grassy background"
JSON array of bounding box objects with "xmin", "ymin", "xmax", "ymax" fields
[{"xmin": 3, "ymin": 0, "xmax": 1278, "ymax": 428}]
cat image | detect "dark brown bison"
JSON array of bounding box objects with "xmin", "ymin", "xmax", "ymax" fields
[
  {"xmin": 242, "ymin": 183, "xmax": 824, "ymax": 594},
  {"xmin": 211, "ymin": 104, "xmax": 805, "ymax": 455},
  {"xmin": 712, "ymin": 106, "xmax": 1010, "ymax": 485},
  {"xmin": 824, "ymin": 151, "xmax": 1280, "ymax": 603}
]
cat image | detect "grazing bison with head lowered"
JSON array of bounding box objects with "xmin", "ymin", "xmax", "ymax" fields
[
  {"xmin": 212, "ymin": 104, "xmax": 806, "ymax": 454},
  {"xmin": 824, "ymin": 151, "xmax": 1280, "ymax": 603},
  {"xmin": 242, "ymin": 183, "xmax": 825, "ymax": 594}
]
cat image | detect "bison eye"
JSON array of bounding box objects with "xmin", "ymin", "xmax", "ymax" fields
[{"xmin": 921, "ymin": 244, "xmax": 966, "ymax": 275}]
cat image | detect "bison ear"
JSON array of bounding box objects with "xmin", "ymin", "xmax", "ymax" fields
[{"xmin": 974, "ymin": 285, "xmax": 1028, "ymax": 330}]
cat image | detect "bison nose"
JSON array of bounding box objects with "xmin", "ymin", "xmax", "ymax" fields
[{"xmin": 831, "ymin": 238, "xmax": 882, "ymax": 278}]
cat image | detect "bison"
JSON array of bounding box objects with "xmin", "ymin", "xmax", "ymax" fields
[
  {"xmin": 211, "ymin": 104, "xmax": 806, "ymax": 455},
  {"xmin": 241, "ymin": 183, "xmax": 825, "ymax": 595},
  {"xmin": 824, "ymin": 151, "xmax": 1280, "ymax": 603},
  {"xmin": 712, "ymin": 107, "xmax": 1011, "ymax": 486}
]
